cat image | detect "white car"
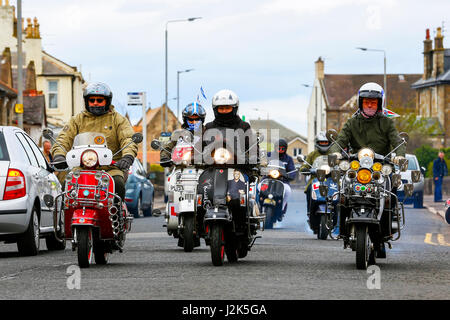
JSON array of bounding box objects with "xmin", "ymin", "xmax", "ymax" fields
[{"xmin": 0, "ymin": 126, "xmax": 64, "ymax": 255}]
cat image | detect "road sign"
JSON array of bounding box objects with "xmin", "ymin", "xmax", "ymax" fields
[
  {"xmin": 15, "ymin": 104, "xmax": 23, "ymax": 114},
  {"xmin": 127, "ymin": 92, "xmax": 145, "ymax": 106}
]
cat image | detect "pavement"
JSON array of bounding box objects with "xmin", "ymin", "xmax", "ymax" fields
[{"xmin": 423, "ymin": 194, "xmax": 449, "ymax": 222}]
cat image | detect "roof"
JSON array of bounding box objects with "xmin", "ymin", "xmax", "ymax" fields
[
  {"xmin": 323, "ymin": 74, "xmax": 421, "ymax": 110},
  {"xmin": 23, "ymin": 95, "xmax": 45, "ymax": 125},
  {"xmin": 411, "ymin": 69, "xmax": 450, "ymax": 89},
  {"xmin": 135, "ymin": 106, "xmax": 181, "ymax": 127},
  {"xmin": 0, "ymin": 79, "xmax": 17, "ymax": 97},
  {"xmin": 249, "ymin": 119, "xmax": 307, "ymax": 142}
]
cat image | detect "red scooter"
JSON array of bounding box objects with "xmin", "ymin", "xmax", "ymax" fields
[{"xmin": 43, "ymin": 129, "xmax": 142, "ymax": 268}]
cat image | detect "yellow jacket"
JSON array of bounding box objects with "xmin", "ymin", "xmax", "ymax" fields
[{"xmin": 51, "ymin": 106, "xmax": 138, "ymax": 178}]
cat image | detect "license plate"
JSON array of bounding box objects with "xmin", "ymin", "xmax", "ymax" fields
[{"xmin": 263, "ymin": 199, "xmax": 276, "ymax": 205}]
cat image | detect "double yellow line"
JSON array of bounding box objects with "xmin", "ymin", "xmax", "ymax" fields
[{"xmin": 424, "ymin": 233, "xmax": 450, "ymax": 246}]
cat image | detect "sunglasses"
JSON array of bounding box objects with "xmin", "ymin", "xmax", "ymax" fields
[
  {"xmin": 89, "ymin": 98, "xmax": 105, "ymax": 103},
  {"xmin": 279, "ymin": 147, "xmax": 286, "ymax": 152}
]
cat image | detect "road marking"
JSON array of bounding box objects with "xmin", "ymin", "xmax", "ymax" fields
[
  {"xmin": 424, "ymin": 233, "xmax": 438, "ymax": 246},
  {"xmin": 437, "ymin": 234, "xmax": 450, "ymax": 247}
]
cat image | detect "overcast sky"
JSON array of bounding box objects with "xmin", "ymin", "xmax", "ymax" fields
[{"xmin": 19, "ymin": 0, "xmax": 449, "ymax": 136}]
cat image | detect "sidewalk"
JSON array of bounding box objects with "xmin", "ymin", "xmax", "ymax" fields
[{"xmin": 423, "ymin": 194, "xmax": 448, "ymax": 221}]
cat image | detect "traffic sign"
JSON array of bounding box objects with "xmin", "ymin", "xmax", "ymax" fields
[
  {"xmin": 127, "ymin": 92, "xmax": 145, "ymax": 106},
  {"xmin": 15, "ymin": 104, "xmax": 23, "ymax": 114}
]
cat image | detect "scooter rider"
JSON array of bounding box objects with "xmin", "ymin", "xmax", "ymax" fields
[
  {"xmin": 300, "ymin": 131, "xmax": 331, "ymax": 215},
  {"xmin": 328, "ymin": 82, "xmax": 406, "ymax": 254},
  {"xmin": 160, "ymin": 102, "xmax": 206, "ymax": 167},
  {"xmin": 267, "ymin": 139, "xmax": 296, "ymax": 218},
  {"xmin": 51, "ymin": 82, "xmax": 138, "ymax": 202}
]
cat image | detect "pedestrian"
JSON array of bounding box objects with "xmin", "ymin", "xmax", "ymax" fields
[
  {"xmin": 42, "ymin": 140, "xmax": 53, "ymax": 163},
  {"xmin": 433, "ymin": 151, "xmax": 448, "ymax": 202}
]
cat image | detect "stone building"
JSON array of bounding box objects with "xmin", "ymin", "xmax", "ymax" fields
[
  {"xmin": 411, "ymin": 27, "xmax": 450, "ymax": 148},
  {"xmin": 0, "ymin": 1, "xmax": 84, "ymax": 131},
  {"xmin": 307, "ymin": 57, "xmax": 421, "ymax": 153}
]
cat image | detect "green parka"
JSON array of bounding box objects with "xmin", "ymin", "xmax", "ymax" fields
[
  {"xmin": 51, "ymin": 106, "xmax": 138, "ymax": 178},
  {"xmin": 329, "ymin": 112, "xmax": 405, "ymax": 157}
]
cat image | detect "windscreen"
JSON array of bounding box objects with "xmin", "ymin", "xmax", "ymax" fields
[{"xmin": 73, "ymin": 132, "xmax": 107, "ymax": 148}]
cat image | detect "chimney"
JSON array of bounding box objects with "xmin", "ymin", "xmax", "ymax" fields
[
  {"xmin": 423, "ymin": 29, "xmax": 433, "ymax": 79},
  {"xmin": 0, "ymin": 48, "xmax": 13, "ymax": 87},
  {"xmin": 25, "ymin": 60, "xmax": 36, "ymax": 91},
  {"xmin": 432, "ymin": 27, "xmax": 445, "ymax": 78},
  {"xmin": 315, "ymin": 57, "xmax": 324, "ymax": 80},
  {"xmin": 25, "ymin": 17, "xmax": 33, "ymax": 38}
]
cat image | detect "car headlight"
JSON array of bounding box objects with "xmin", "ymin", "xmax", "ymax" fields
[
  {"xmin": 360, "ymin": 156, "xmax": 374, "ymax": 169},
  {"xmin": 350, "ymin": 160, "xmax": 360, "ymax": 170},
  {"xmin": 358, "ymin": 148, "xmax": 375, "ymax": 161},
  {"xmin": 339, "ymin": 160, "xmax": 350, "ymax": 171},
  {"xmin": 357, "ymin": 169, "xmax": 372, "ymax": 184},
  {"xmin": 381, "ymin": 164, "xmax": 392, "ymax": 176},
  {"xmin": 269, "ymin": 170, "xmax": 280, "ymax": 179},
  {"xmin": 214, "ymin": 148, "xmax": 231, "ymax": 164},
  {"xmin": 81, "ymin": 150, "xmax": 98, "ymax": 168}
]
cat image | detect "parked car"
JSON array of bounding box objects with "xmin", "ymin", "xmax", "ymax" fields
[
  {"xmin": 0, "ymin": 126, "xmax": 64, "ymax": 255},
  {"xmin": 125, "ymin": 158, "xmax": 154, "ymax": 218},
  {"xmin": 397, "ymin": 153, "xmax": 425, "ymax": 208}
]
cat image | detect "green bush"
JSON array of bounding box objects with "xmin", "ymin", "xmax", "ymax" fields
[{"xmin": 415, "ymin": 145, "xmax": 438, "ymax": 177}]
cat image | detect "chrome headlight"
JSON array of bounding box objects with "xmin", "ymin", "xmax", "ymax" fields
[
  {"xmin": 358, "ymin": 148, "xmax": 375, "ymax": 161},
  {"xmin": 360, "ymin": 156, "xmax": 374, "ymax": 169},
  {"xmin": 381, "ymin": 164, "xmax": 392, "ymax": 176},
  {"xmin": 81, "ymin": 150, "xmax": 98, "ymax": 168},
  {"xmin": 214, "ymin": 148, "xmax": 231, "ymax": 164},
  {"xmin": 339, "ymin": 160, "xmax": 350, "ymax": 171},
  {"xmin": 269, "ymin": 170, "xmax": 281, "ymax": 179}
]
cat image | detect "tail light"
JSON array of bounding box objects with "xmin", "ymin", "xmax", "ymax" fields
[{"xmin": 3, "ymin": 169, "xmax": 26, "ymax": 200}]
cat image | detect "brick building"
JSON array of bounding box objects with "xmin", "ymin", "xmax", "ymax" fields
[{"xmin": 411, "ymin": 27, "xmax": 450, "ymax": 148}]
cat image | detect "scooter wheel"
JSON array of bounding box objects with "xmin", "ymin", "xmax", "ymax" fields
[
  {"xmin": 210, "ymin": 225, "xmax": 225, "ymax": 266},
  {"xmin": 77, "ymin": 227, "xmax": 93, "ymax": 268}
]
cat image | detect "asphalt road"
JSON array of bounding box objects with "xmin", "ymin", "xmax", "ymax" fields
[{"xmin": 0, "ymin": 188, "xmax": 449, "ymax": 300}]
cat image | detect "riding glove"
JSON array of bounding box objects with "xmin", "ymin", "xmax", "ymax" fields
[{"xmin": 115, "ymin": 155, "xmax": 134, "ymax": 170}]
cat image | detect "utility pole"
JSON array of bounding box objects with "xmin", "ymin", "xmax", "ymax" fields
[{"xmin": 16, "ymin": 0, "xmax": 24, "ymax": 128}]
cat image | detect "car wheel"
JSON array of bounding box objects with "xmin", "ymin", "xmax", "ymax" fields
[
  {"xmin": 133, "ymin": 197, "xmax": 142, "ymax": 219},
  {"xmin": 17, "ymin": 206, "xmax": 40, "ymax": 256},
  {"xmin": 413, "ymin": 191, "xmax": 423, "ymax": 209},
  {"xmin": 143, "ymin": 193, "xmax": 154, "ymax": 217}
]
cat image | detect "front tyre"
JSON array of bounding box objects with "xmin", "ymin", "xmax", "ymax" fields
[
  {"xmin": 355, "ymin": 225, "xmax": 372, "ymax": 270},
  {"xmin": 182, "ymin": 214, "xmax": 195, "ymax": 252},
  {"xmin": 264, "ymin": 207, "xmax": 274, "ymax": 229},
  {"xmin": 77, "ymin": 227, "xmax": 93, "ymax": 268},
  {"xmin": 210, "ymin": 224, "xmax": 225, "ymax": 266},
  {"xmin": 318, "ymin": 214, "xmax": 328, "ymax": 240}
]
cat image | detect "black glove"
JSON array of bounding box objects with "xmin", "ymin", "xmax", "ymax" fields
[
  {"xmin": 310, "ymin": 168, "xmax": 317, "ymax": 175},
  {"xmin": 52, "ymin": 155, "xmax": 68, "ymax": 169},
  {"xmin": 115, "ymin": 155, "xmax": 134, "ymax": 170}
]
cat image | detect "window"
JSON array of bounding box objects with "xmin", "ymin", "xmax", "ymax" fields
[
  {"xmin": 0, "ymin": 132, "xmax": 10, "ymax": 161},
  {"xmin": 293, "ymin": 148, "xmax": 302, "ymax": 157},
  {"xmin": 24, "ymin": 134, "xmax": 48, "ymax": 170},
  {"xmin": 16, "ymin": 133, "xmax": 39, "ymax": 167},
  {"xmin": 48, "ymin": 80, "xmax": 58, "ymax": 109}
]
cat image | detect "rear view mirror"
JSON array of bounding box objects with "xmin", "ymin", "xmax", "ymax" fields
[
  {"xmin": 330, "ymin": 169, "xmax": 340, "ymax": 183},
  {"xmin": 42, "ymin": 128, "xmax": 54, "ymax": 140},
  {"xmin": 326, "ymin": 129, "xmax": 338, "ymax": 142},
  {"xmin": 316, "ymin": 169, "xmax": 327, "ymax": 182},
  {"xmin": 399, "ymin": 158, "xmax": 408, "ymax": 172},
  {"xmin": 328, "ymin": 154, "xmax": 338, "ymax": 167},
  {"xmin": 392, "ymin": 174, "xmax": 402, "ymax": 188},
  {"xmin": 411, "ymin": 170, "xmax": 421, "ymax": 183},
  {"xmin": 399, "ymin": 132, "xmax": 409, "ymax": 143},
  {"xmin": 132, "ymin": 133, "xmax": 143, "ymax": 144},
  {"xmin": 297, "ymin": 155, "xmax": 305, "ymax": 163},
  {"xmin": 151, "ymin": 139, "xmax": 161, "ymax": 150},
  {"xmin": 319, "ymin": 185, "xmax": 329, "ymax": 197},
  {"xmin": 404, "ymin": 183, "xmax": 414, "ymax": 198}
]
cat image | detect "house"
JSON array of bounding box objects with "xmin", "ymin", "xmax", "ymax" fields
[
  {"xmin": 133, "ymin": 105, "xmax": 181, "ymax": 167},
  {"xmin": 0, "ymin": 1, "xmax": 84, "ymax": 134},
  {"xmin": 249, "ymin": 119, "xmax": 308, "ymax": 161},
  {"xmin": 307, "ymin": 57, "xmax": 421, "ymax": 153},
  {"xmin": 411, "ymin": 27, "xmax": 450, "ymax": 148}
]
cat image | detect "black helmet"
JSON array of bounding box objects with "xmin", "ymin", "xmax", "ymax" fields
[
  {"xmin": 83, "ymin": 82, "xmax": 113, "ymax": 116},
  {"xmin": 274, "ymin": 139, "xmax": 288, "ymax": 154},
  {"xmin": 182, "ymin": 102, "xmax": 206, "ymax": 131},
  {"xmin": 314, "ymin": 131, "xmax": 331, "ymax": 154}
]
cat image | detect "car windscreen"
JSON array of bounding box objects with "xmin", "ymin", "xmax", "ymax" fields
[
  {"xmin": 0, "ymin": 131, "xmax": 10, "ymax": 161},
  {"xmin": 406, "ymin": 156, "xmax": 418, "ymax": 170}
]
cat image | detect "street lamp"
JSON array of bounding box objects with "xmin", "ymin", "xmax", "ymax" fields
[
  {"xmin": 164, "ymin": 17, "xmax": 202, "ymax": 133},
  {"xmin": 177, "ymin": 68, "xmax": 194, "ymax": 122},
  {"xmin": 356, "ymin": 47, "xmax": 387, "ymax": 104}
]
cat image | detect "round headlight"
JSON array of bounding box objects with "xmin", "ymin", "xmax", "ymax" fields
[
  {"xmin": 381, "ymin": 164, "xmax": 392, "ymax": 176},
  {"xmin": 269, "ymin": 170, "xmax": 281, "ymax": 179},
  {"xmin": 372, "ymin": 162, "xmax": 382, "ymax": 172},
  {"xmin": 360, "ymin": 156, "xmax": 374, "ymax": 169},
  {"xmin": 357, "ymin": 169, "xmax": 372, "ymax": 184},
  {"xmin": 339, "ymin": 160, "xmax": 350, "ymax": 171},
  {"xmin": 358, "ymin": 148, "xmax": 375, "ymax": 161},
  {"xmin": 214, "ymin": 148, "xmax": 231, "ymax": 164},
  {"xmin": 81, "ymin": 150, "xmax": 98, "ymax": 168},
  {"xmin": 182, "ymin": 151, "xmax": 192, "ymax": 162},
  {"xmin": 350, "ymin": 161, "xmax": 360, "ymax": 170}
]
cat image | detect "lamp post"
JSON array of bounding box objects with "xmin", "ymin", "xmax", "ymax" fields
[
  {"xmin": 16, "ymin": 0, "xmax": 23, "ymax": 129},
  {"xmin": 356, "ymin": 47, "xmax": 387, "ymax": 104},
  {"xmin": 164, "ymin": 17, "xmax": 202, "ymax": 133},
  {"xmin": 177, "ymin": 68, "xmax": 194, "ymax": 122}
]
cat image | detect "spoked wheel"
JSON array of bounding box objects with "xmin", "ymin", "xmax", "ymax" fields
[
  {"xmin": 77, "ymin": 227, "xmax": 94, "ymax": 268},
  {"xmin": 94, "ymin": 240, "xmax": 109, "ymax": 265},
  {"xmin": 318, "ymin": 214, "xmax": 328, "ymax": 240},
  {"xmin": 264, "ymin": 207, "xmax": 274, "ymax": 229},
  {"xmin": 210, "ymin": 224, "xmax": 225, "ymax": 266},
  {"xmin": 182, "ymin": 214, "xmax": 195, "ymax": 253},
  {"xmin": 355, "ymin": 225, "xmax": 374, "ymax": 270}
]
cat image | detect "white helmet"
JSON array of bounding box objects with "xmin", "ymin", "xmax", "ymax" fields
[
  {"xmin": 357, "ymin": 82, "xmax": 385, "ymax": 114},
  {"xmin": 212, "ymin": 89, "xmax": 239, "ymax": 109}
]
